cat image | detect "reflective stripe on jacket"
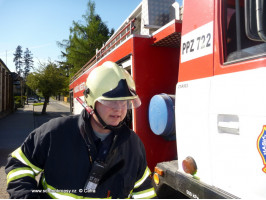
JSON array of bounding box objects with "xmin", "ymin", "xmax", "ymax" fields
[{"xmin": 5, "ymin": 109, "xmax": 156, "ymax": 199}]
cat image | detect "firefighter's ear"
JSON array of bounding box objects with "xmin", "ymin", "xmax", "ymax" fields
[{"xmin": 83, "ymin": 88, "xmax": 90, "ymax": 97}]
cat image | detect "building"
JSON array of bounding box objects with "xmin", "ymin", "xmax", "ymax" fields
[
  {"xmin": 11, "ymin": 72, "xmax": 23, "ymax": 96},
  {"xmin": 0, "ymin": 58, "xmax": 13, "ymax": 118}
]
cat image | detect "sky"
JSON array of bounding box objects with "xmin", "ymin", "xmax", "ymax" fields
[{"xmin": 0, "ymin": 0, "xmax": 182, "ymax": 73}]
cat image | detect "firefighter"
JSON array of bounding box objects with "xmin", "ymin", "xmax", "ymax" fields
[{"xmin": 5, "ymin": 61, "xmax": 157, "ymax": 199}]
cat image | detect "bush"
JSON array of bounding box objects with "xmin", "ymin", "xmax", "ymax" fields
[{"xmin": 14, "ymin": 96, "xmax": 26, "ymax": 108}]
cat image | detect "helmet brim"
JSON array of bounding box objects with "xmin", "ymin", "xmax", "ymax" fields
[{"xmin": 97, "ymin": 96, "xmax": 141, "ymax": 109}]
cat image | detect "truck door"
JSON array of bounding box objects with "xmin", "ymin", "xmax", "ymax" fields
[
  {"xmin": 211, "ymin": 0, "xmax": 266, "ymax": 198},
  {"xmin": 116, "ymin": 55, "xmax": 133, "ymax": 129},
  {"xmin": 175, "ymin": 0, "xmax": 215, "ymax": 187}
]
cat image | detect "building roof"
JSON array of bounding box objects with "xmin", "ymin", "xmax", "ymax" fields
[
  {"xmin": 11, "ymin": 72, "xmax": 23, "ymax": 81},
  {"xmin": 0, "ymin": 58, "xmax": 11, "ymax": 73}
]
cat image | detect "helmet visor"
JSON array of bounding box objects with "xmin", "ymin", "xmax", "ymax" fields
[{"xmin": 98, "ymin": 98, "xmax": 141, "ymax": 110}]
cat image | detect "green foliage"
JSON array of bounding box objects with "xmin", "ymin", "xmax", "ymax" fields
[
  {"xmin": 26, "ymin": 73, "xmax": 39, "ymax": 92},
  {"xmin": 57, "ymin": 0, "xmax": 114, "ymax": 77},
  {"xmin": 26, "ymin": 62, "xmax": 68, "ymax": 114},
  {"xmin": 14, "ymin": 96, "xmax": 26, "ymax": 108},
  {"xmin": 33, "ymin": 103, "xmax": 44, "ymax": 106},
  {"xmin": 27, "ymin": 62, "xmax": 68, "ymax": 98}
]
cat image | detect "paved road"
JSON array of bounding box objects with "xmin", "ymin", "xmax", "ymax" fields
[
  {"xmin": 0, "ymin": 100, "xmax": 71, "ymax": 198},
  {"xmin": 33, "ymin": 99, "xmax": 70, "ymax": 128}
]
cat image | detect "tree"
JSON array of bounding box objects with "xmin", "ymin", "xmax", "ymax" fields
[
  {"xmin": 13, "ymin": 46, "xmax": 34, "ymax": 78},
  {"xmin": 13, "ymin": 45, "xmax": 23, "ymax": 76},
  {"xmin": 26, "ymin": 62, "xmax": 68, "ymax": 114},
  {"xmin": 57, "ymin": 0, "xmax": 114, "ymax": 77},
  {"xmin": 23, "ymin": 48, "xmax": 34, "ymax": 78}
]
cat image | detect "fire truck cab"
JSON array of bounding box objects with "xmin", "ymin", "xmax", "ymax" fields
[
  {"xmin": 69, "ymin": 0, "xmax": 266, "ymax": 198},
  {"xmin": 151, "ymin": 0, "xmax": 266, "ymax": 199}
]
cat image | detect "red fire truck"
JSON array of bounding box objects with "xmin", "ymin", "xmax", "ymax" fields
[{"xmin": 69, "ymin": 0, "xmax": 266, "ymax": 198}]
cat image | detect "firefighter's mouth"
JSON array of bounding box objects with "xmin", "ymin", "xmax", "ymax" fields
[{"xmin": 110, "ymin": 115, "xmax": 120, "ymax": 118}]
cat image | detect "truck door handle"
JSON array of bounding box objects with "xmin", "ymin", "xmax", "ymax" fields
[{"xmin": 217, "ymin": 114, "xmax": 239, "ymax": 135}]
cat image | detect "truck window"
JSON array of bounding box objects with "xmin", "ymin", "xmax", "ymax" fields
[{"xmin": 223, "ymin": 0, "xmax": 266, "ymax": 63}]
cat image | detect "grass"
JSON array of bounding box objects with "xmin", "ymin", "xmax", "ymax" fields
[{"xmin": 33, "ymin": 103, "xmax": 44, "ymax": 106}]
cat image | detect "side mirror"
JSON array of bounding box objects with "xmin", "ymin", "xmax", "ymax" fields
[{"xmin": 245, "ymin": 0, "xmax": 266, "ymax": 42}]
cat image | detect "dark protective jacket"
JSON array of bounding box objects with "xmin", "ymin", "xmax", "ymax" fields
[{"xmin": 5, "ymin": 109, "xmax": 156, "ymax": 199}]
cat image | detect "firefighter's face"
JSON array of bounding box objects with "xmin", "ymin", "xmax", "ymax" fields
[{"xmin": 94, "ymin": 101, "xmax": 127, "ymax": 127}]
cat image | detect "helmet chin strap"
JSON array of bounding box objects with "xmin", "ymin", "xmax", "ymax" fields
[{"xmin": 93, "ymin": 109, "xmax": 124, "ymax": 132}]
